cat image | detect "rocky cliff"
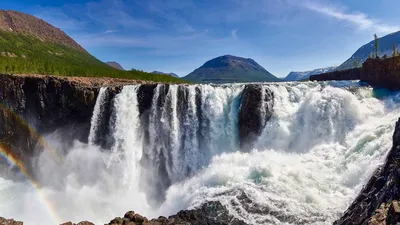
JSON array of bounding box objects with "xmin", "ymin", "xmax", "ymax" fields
[
  {"xmin": 310, "ymin": 56, "xmax": 400, "ymax": 90},
  {"xmin": 334, "ymin": 118, "xmax": 400, "ymax": 225},
  {"xmin": 0, "ymin": 74, "xmax": 143, "ymax": 176}
]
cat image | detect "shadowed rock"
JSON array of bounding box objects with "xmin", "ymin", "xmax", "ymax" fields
[{"xmin": 239, "ymin": 84, "xmax": 274, "ymax": 151}]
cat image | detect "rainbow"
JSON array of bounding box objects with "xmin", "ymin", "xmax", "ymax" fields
[
  {"xmin": 0, "ymin": 103, "xmax": 64, "ymax": 223},
  {"xmin": 0, "ymin": 145, "xmax": 63, "ymax": 224},
  {"xmin": 0, "ymin": 103, "xmax": 63, "ymax": 163}
]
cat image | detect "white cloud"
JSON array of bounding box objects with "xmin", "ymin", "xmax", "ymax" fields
[
  {"xmin": 231, "ymin": 29, "xmax": 238, "ymax": 40},
  {"xmin": 304, "ymin": 1, "xmax": 400, "ymax": 34},
  {"xmin": 104, "ymin": 30, "xmax": 118, "ymax": 34}
]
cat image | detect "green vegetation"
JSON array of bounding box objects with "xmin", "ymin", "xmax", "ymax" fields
[
  {"xmin": 0, "ymin": 30, "xmax": 185, "ymax": 83},
  {"xmin": 393, "ymin": 44, "xmax": 398, "ymax": 57},
  {"xmin": 353, "ymin": 60, "xmax": 360, "ymax": 68},
  {"xmin": 374, "ymin": 34, "xmax": 379, "ymax": 58}
]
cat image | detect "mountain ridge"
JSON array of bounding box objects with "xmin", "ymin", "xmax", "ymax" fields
[
  {"xmin": 152, "ymin": 71, "xmax": 179, "ymax": 78},
  {"xmin": 183, "ymin": 55, "xmax": 280, "ymax": 83},
  {"xmin": 284, "ymin": 66, "xmax": 337, "ymax": 81},
  {"xmin": 0, "ymin": 10, "xmax": 86, "ymax": 52},
  {"xmin": 106, "ymin": 61, "xmax": 125, "ymax": 70},
  {"xmin": 337, "ymin": 31, "xmax": 400, "ymax": 71}
]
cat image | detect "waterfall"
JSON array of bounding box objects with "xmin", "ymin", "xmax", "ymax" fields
[
  {"xmin": 2, "ymin": 81, "xmax": 399, "ymax": 225},
  {"xmin": 88, "ymin": 87, "xmax": 108, "ymax": 145}
]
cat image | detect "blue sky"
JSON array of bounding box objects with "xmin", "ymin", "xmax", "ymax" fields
[{"xmin": 1, "ymin": 0, "xmax": 400, "ymax": 77}]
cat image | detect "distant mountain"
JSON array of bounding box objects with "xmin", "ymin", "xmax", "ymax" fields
[
  {"xmin": 337, "ymin": 31, "xmax": 400, "ymax": 71},
  {"xmin": 183, "ymin": 55, "xmax": 280, "ymax": 83},
  {"xmin": 151, "ymin": 71, "xmax": 179, "ymax": 78},
  {"xmin": 284, "ymin": 66, "xmax": 337, "ymax": 81},
  {"xmin": 106, "ymin": 61, "xmax": 124, "ymax": 70}
]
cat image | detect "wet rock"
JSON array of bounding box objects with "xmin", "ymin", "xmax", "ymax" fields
[
  {"xmin": 0, "ymin": 73, "xmax": 99, "ymax": 176},
  {"xmin": 0, "ymin": 217, "xmax": 23, "ymax": 225},
  {"xmin": 102, "ymin": 201, "xmax": 246, "ymax": 225},
  {"xmin": 387, "ymin": 201, "xmax": 400, "ymax": 225},
  {"xmin": 60, "ymin": 221, "xmax": 94, "ymax": 225},
  {"xmin": 239, "ymin": 84, "xmax": 274, "ymax": 150}
]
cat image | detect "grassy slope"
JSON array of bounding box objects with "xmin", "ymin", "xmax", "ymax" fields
[{"xmin": 0, "ymin": 30, "xmax": 185, "ymax": 83}]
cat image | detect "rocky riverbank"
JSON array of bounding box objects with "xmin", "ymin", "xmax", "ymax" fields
[
  {"xmin": 310, "ymin": 55, "xmax": 400, "ymax": 90},
  {"xmin": 0, "ymin": 202, "xmax": 245, "ymax": 225}
]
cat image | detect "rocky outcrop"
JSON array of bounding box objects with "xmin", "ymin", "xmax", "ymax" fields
[
  {"xmin": 310, "ymin": 56, "xmax": 400, "ymax": 90},
  {"xmin": 239, "ymin": 84, "xmax": 274, "ymax": 150},
  {"xmin": 60, "ymin": 222, "xmax": 94, "ymax": 225},
  {"xmin": 0, "ymin": 217, "xmax": 22, "ymax": 225},
  {"xmin": 309, "ymin": 68, "xmax": 362, "ymax": 81},
  {"xmin": 334, "ymin": 118, "xmax": 400, "ymax": 225},
  {"xmin": 0, "ymin": 74, "xmax": 96, "ymax": 174},
  {"xmin": 99, "ymin": 201, "xmax": 246, "ymax": 225},
  {"xmin": 361, "ymin": 57, "xmax": 400, "ymax": 90}
]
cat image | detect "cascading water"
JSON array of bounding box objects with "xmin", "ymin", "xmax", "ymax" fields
[{"xmin": 0, "ymin": 81, "xmax": 399, "ymax": 225}]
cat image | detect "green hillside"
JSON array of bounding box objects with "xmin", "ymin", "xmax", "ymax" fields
[{"xmin": 0, "ymin": 30, "xmax": 185, "ymax": 83}]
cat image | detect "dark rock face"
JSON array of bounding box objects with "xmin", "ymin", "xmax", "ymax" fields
[
  {"xmin": 102, "ymin": 202, "xmax": 246, "ymax": 225},
  {"xmin": 310, "ymin": 56, "xmax": 400, "ymax": 91},
  {"xmin": 239, "ymin": 84, "xmax": 274, "ymax": 150},
  {"xmin": 334, "ymin": 118, "xmax": 400, "ymax": 225},
  {"xmin": 309, "ymin": 68, "xmax": 362, "ymax": 82},
  {"xmin": 0, "ymin": 74, "xmax": 99, "ymax": 176},
  {"xmin": 361, "ymin": 57, "xmax": 400, "ymax": 90}
]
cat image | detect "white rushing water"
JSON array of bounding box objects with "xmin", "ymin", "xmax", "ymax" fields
[{"xmin": 0, "ymin": 82, "xmax": 399, "ymax": 225}]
